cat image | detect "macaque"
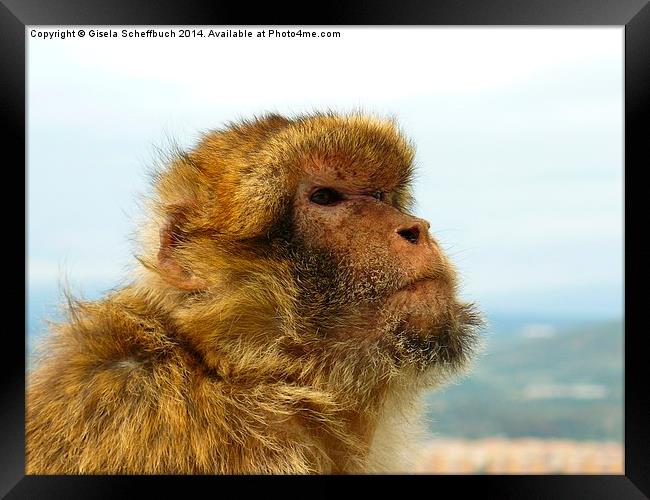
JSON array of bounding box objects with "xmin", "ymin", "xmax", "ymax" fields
[{"xmin": 27, "ymin": 112, "xmax": 482, "ymax": 474}]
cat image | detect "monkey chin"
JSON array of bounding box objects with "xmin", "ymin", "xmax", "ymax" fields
[{"xmin": 380, "ymin": 278, "xmax": 482, "ymax": 378}]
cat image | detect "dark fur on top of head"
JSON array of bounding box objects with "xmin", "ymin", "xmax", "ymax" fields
[{"xmin": 26, "ymin": 111, "xmax": 482, "ymax": 474}]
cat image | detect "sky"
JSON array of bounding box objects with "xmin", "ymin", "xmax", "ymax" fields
[{"xmin": 27, "ymin": 27, "xmax": 624, "ymax": 319}]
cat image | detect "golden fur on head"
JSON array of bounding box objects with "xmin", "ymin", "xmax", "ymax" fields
[
  {"xmin": 27, "ymin": 111, "xmax": 481, "ymax": 474},
  {"xmin": 149, "ymin": 112, "xmax": 414, "ymax": 239}
]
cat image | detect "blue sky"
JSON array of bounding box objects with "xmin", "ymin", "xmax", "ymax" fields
[{"xmin": 27, "ymin": 27, "xmax": 623, "ymax": 319}]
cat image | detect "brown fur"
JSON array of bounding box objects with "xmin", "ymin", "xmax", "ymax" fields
[{"xmin": 27, "ymin": 112, "xmax": 482, "ymax": 474}]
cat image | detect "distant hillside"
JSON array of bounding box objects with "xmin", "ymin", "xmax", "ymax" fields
[{"xmin": 424, "ymin": 319, "xmax": 623, "ymax": 441}]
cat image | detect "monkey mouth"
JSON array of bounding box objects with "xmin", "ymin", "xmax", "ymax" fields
[
  {"xmin": 385, "ymin": 276, "xmax": 454, "ymax": 321},
  {"xmin": 386, "ymin": 297, "xmax": 484, "ymax": 372},
  {"xmin": 400, "ymin": 277, "xmax": 436, "ymax": 291},
  {"xmin": 392, "ymin": 275, "xmax": 451, "ymax": 300}
]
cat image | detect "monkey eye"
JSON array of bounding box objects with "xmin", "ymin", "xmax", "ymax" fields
[
  {"xmin": 310, "ymin": 188, "xmax": 343, "ymax": 206},
  {"xmin": 372, "ymin": 191, "xmax": 383, "ymax": 201}
]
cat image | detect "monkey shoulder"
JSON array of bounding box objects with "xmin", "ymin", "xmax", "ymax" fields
[
  {"xmin": 27, "ymin": 297, "xmax": 335, "ymax": 473},
  {"xmin": 26, "ymin": 297, "xmax": 188, "ymax": 472}
]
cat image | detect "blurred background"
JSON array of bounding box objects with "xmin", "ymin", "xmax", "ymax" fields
[{"xmin": 27, "ymin": 27, "xmax": 623, "ymax": 474}]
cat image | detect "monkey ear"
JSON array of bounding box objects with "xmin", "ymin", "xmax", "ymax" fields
[{"xmin": 157, "ymin": 210, "xmax": 207, "ymax": 291}]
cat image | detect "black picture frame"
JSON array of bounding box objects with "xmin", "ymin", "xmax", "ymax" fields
[{"xmin": 4, "ymin": 1, "xmax": 648, "ymax": 497}]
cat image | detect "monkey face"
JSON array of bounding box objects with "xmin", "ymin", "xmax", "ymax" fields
[
  {"xmin": 293, "ymin": 180, "xmax": 453, "ymax": 301},
  {"xmin": 288, "ymin": 156, "xmax": 480, "ymax": 370}
]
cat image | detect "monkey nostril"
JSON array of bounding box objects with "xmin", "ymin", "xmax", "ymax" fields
[{"xmin": 398, "ymin": 227, "xmax": 420, "ymax": 245}]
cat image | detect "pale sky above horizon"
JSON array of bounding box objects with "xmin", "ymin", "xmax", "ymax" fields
[{"xmin": 27, "ymin": 27, "xmax": 624, "ymax": 317}]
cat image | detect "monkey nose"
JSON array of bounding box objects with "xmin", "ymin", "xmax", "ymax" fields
[{"xmin": 396, "ymin": 219, "xmax": 430, "ymax": 245}]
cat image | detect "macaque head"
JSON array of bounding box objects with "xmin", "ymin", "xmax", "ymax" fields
[
  {"xmin": 282, "ymin": 115, "xmax": 480, "ymax": 369},
  {"xmin": 149, "ymin": 112, "xmax": 481, "ymax": 376}
]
